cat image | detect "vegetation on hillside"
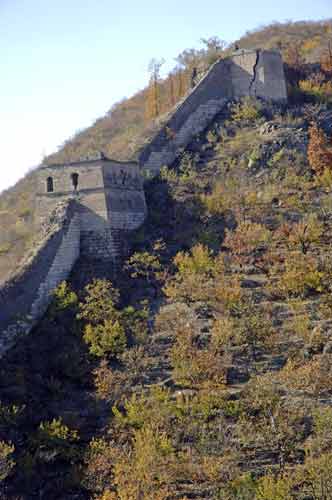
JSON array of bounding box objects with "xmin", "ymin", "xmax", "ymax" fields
[
  {"xmin": 1, "ymin": 19, "xmax": 332, "ymax": 283},
  {"xmin": 1, "ymin": 75, "xmax": 332, "ymax": 497},
  {"xmin": 1, "ymin": 22, "xmax": 332, "ymax": 496}
]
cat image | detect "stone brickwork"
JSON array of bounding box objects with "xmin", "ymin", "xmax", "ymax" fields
[
  {"xmin": 0, "ymin": 157, "xmax": 147, "ymax": 356},
  {"xmin": 0, "ymin": 47, "xmax": 288, "ymax": 357},
  {"xmin": 139, "ymin": 49, "xmax": 287, "ymax": 175},
  {"xmin": 36, "ymin": 158, "xmax": 147, "ymax": 261},
  {"xmin": 0, "ymin": 200, "xmax": 80, "ymax": 356}
]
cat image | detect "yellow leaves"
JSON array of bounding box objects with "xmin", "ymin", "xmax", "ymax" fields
[
  {"xmin": 113, "ymin": 426, "xmax": 175, "ymax": 500},
  {"xmin": 308, "ymin": 122, "xmax": 332, "ymax": 176},
  {"xmin": 256, "ymin": 473, "xmax": 293, "ymax": 500},
  {"xmin": 302, "ymin": 37, "xmax": 321, "ymax": 54},
  {"xmin": 276, "ymin": 213, "xmax": 324, "ymax": 254},
  {"xmin": 300, "ymin": 78, "xmax": 332, "ymax": 103},
  {"xmin": 231, "ymin": 97, "xmax": 262, "ymax": 122},
  {"xmin": 83, "ymin": 320, "xmax": 126, "ymax": 358},
  {"xmin": 278, "ymin": 356, "xmax": 332, "ymax": 396},
  {"xmin": 164, "ymin": 244, "xmax": 216, "ymax": 303},
  {"xmin": 174, "ymin": 243, "xmax": 215, "ymax": 276},
  {"xmin": 38, "ymin": 417, "xmax": 79, "ymax": 443},
  {"xmin": 224, "ymin": 221, "xmax": 271, "ymax": 257},
  {"xmin": 0, "ymin": 441, "xmax": 15, "ymax": 481},
  {"xmin": 272, "ymin": 252, "xmax": 325, "ymax": 298}
]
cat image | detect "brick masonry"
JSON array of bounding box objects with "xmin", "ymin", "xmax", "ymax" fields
[
  {"xmin": 0, "ymin": 48, "xmax": 288, "ymax": 356},
  {"xmin": 139, "ymin": 49, "xmax": 287, "ymax": 175},
  {"xmin": 0, "ymin": 200, "xmax": 80, "ymax": 355}
]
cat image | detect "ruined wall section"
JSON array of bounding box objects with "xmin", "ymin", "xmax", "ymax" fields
[
  {"xmin": 140, "ymin": 50, "xmax": 287, "ymax": 175},
  {"xmin": 0, "ymin": 200, "xmax": 80, "ymax": 356},
  {"xmin": 139, "ymin": 58, "xmax": 232, "ymax": 175},
  {"xmin": 229, "ymin": 50, "xmax": 287, "ymax": 101}
]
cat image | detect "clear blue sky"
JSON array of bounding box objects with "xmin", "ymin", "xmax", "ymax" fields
[{"xmin": 0, "ymin": 0, "xmax": 331, "ymax": 192}]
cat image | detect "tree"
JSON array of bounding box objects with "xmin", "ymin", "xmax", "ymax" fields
[
  {"xmin": 169, "ymin": 72, "xmax": 176, "ymax": 106},
  {"xmin": 307, "ymin": 122, "xmax": 332, "ymax": 175},
  {"xmin": 77, "ymin": 279, "xmax": 120, "ymax": 325},
  {"xmin": 146, "ymin": 58, "xmax": 165, "ymax": 120},
  {"xmin": 200, "ymin": 36, "xmax": 227, "ymax": 63},
  {"xmin": 83, "ymin": 320, "xmax": 126, "ymax": 358},
  {"xmin": 0, "ymin": 441, "xmax": 15, "ymax": 482},
  {"xmin": 321, "ymin": 40, "xmax": 332, "ymax": 74}
]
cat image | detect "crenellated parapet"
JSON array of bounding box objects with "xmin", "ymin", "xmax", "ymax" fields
[{"xmin": 36, "ymin": 157, "xmax": 147, "ymax": 261}]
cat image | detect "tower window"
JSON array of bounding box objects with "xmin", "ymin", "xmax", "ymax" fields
[
  {"xmin": 46, "ymin": 177, "xmax": 54, "ymax": 193},
  {"xmin": 71, "ymin": 173, "xmax": 79, "ymax": 190}
]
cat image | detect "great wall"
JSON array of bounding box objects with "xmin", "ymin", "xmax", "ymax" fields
[{"xmin": 0, "ymin": 48, "xmax": 287, "ymax": 355}]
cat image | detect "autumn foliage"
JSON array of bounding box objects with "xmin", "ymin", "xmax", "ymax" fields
[{"xmin": 307, "ymin": 122, "xmax": 332, "ymax": 175}]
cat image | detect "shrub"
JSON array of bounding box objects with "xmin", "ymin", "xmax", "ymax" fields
[
  {"xmin": 294, "ymin": 453, "xmax": 332, "ymax": 499},
  {"xmin": 113, "ymin": 387, "xmax": 174, "ymax": 433},
  {"xmin": 164, "ymin": 244, "xmax": 216, "ymax": 303},
  {"xmin": 0, "ymin": 243, "xmax": 11, "ymax": 255},
  {"xmin": 84, "ymin": 319, "xmax": 127, "ymax": 358},
  {"xmin": 170, "ymin": 323, "xmax": 227, "ymax": 388},
  {"xmin": 93, "ymin": 360, "xmax": 128, "ymax": 403},
  {"xmin": 299, "ymin": 78, "xmax": 332, "ymax": 103},
  {"xmin": 0, "ymin": 401, "xmax": 24, "ymax": 427},
  {"xmin": 278, "ymin": 356, "xmax": 332, "ymax": 397},
  {"xmin": 308, "ymin": 407, "xmax": 332, "ymax": 455},
  {"xmin": 307, "ymin": 122, "xmax": 332, "ymax": 176},
  {"xmin": 222, "ymin": 473, "xmax": 256, "ymax": 500},
  {"xmin": 211, "ymin": 316, "xmax": 238, "ymax": 352},
  {"xmin": 84, "ymin": 437, "xmax": 118, "ymax": 493},
  {"xmin": 0, "ymin": 441, "xmax": 15, "ymax": 482},
  {"xmin": 120, "ymin": 304, "xmax": 149, "ymax": 344},
  {"xmin": 113, "ymin": 426, "xmax": 175, "ymax": 500},
  {"xmin": 78, "ymin": 279, "xmax": 120, "ymax": 325},
  {"xmin": 224, "ymin": 221, "xmax": 271, "ymax": 264},
  {"xmin": 272, "ymin": 252, "xmax": 325, "ymax": 298},
  {"xmin": 125, "ymin": 251, "xmax": 162, "ymax": 285},
  {"xmin": 50, "ymin": 281, "xmax": 78, "ymax": 313},
  {"xmin": 200, "ymin": 179, "xmax": 242, "ymax": 216},
  {"xmin": 35, "ymin": 417, "xmax": 79, "ymax": 462},
  {"xmin": 276, "ymin": 214, "xmax": 324, "ymax": 254},
  {"xmin": 231, "ymin": 97, "xmax": 262, "ymax": 123},
  {"xmin": 174, "ymin": 243, "xmax": 215, "ymax": 276},
  {"xmin": 284, "ymin": 309, "xmax": 323, "ymax": 351},
  {"xmin": 255, "ymin": 474, "xmax": 293, "ymax": 500},
  {"xmin": 237, "ymin": 303, "xmax": 275, "ymax": 358},
  {"xmin": 213, "ymin": 276, "xmax": 246, "ymax": 316}
]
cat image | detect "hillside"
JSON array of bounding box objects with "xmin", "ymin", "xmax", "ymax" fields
[
  {"xmin": 1, "ymin": 93, "xmax": 332, "ymax": 498},
  {"xmin": 0, "ymin": 19, "xmax": 331, "ymax": 284}
]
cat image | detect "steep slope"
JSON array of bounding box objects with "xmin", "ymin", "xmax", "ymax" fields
[{"xmin": 1, "ymin": 97, "xmax": 332, "ymax": 498}]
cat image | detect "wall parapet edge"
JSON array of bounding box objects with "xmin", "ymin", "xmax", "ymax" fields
[{"xmin": 0, "ymin": 199, "xmax": 80, "ymax": 356}]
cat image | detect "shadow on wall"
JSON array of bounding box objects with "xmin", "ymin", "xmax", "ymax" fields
[{"xmin": 0, "ymin": 201, "xmax": 80, "ymax": 355}]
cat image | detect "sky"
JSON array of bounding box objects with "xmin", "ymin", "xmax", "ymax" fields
[{"xmin": 0, "ymin": 0, "xmax": 331, "ymax": 193}]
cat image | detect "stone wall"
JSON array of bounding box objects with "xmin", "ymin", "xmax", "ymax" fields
[
  {"xmin": 36, "ymin": 160, "xmax": 147, "ymax": 235},
  {"xmin": 229, "ymin": 50, "xmax": 287, "ymax": 101},
  {"xmin": 0, "ymin": 200, "xmax": 80, "ymax": 356},
  {"xmin": 139, "ymin": 49, "xmax": 287, "ymax": 175}
]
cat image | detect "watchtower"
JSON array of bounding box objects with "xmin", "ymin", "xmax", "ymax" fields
[{"xmin": 35, "ymin": 155, "xmax": 147, "ymax": 260}]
